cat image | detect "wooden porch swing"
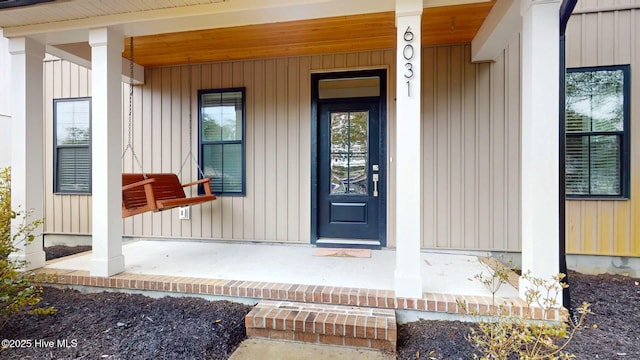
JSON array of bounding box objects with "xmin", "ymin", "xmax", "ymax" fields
[
  {"xmin": 121, "ymin": 39, "xmax": 216, "ymax": 218},
  {"xmin": 122, "ymin": 173, "xmax": 216, "ymax": 218}
]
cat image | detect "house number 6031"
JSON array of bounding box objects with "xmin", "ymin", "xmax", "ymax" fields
[{"xmin": 403, "ymin": 26, "xmax": 415, "ymax": 97}]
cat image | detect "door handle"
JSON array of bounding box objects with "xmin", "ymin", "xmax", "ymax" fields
[{"xmin": 372, "ymin": 174, "xmax": 379, "ymax": 197}]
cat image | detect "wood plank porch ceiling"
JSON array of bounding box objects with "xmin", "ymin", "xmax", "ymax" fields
[{"xmin": 123, "ymin": 2, "xmax": 494, "ymax": 68}]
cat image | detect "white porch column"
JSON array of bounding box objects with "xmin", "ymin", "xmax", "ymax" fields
[
  {"xmin": 520, "ymin": 0, "xmax": 561, "ymax": 299},
  {"xmin": 1, "ymin": 30, "xmax": 12, "ymax": 168},
  {"xmin": 394, "ymin": 0, "xmax": 423, "ymax": 299},
  {"xmin": 89, "ymin": 28, "xmax": 125, "ymax": 277},
  {"xmin": 8, "ymin": 37, "xmax": 46, "ymax": 270}
]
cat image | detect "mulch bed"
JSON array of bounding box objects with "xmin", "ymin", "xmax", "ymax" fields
[
  {"xmin": 1, "ymin": 288, "xmax": 252, "ymax": 360},
  {"xmin": 1, "ymin": 246, "xmax": 638, "ymax": 359},
  {"xmin": 397, "ymin": 271, "xmax": 640, "ymax": 359},
  {"xmin": 45, "ymin": 245, "xmax": 92, "ymax": 261}
]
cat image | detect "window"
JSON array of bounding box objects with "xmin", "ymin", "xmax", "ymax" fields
[
  {"xmin": 54, "ymin": 97, "xmax": 91, "ymax": 194},
  {"xmin": 0, "ymin": 0, "xmax": 54, "ymax": 10},
  {"xmin": 199, "ymin": 88, "xmax": 245, "ymax": 195},
  {"xmin": 565, "ymin": 65, "xmax": 630, "ymax": 198}
]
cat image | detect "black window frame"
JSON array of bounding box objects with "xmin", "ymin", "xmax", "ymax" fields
[
  {"xmin": 0, "ymin": 0, "xmax": 54, "ymax": 10},
  {"xmin": 53, "ymin": 97, "xmax": 92, "ymax": 194},
  {"xmin": 565, "ymin": 65, "xmax": 631, "ymax": 199},
  {"xmin": 198, "ymin": 87, "xmax": 246, "ymax": 196}
]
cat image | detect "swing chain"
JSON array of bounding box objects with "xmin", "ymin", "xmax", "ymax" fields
[
  {"xmin": 122, "ymin": 36, "xmax": 146, "ymax": 178},
  {"xmin": 178, "ymin": 59, "xmax": 206, "ymax": 180},
  {"xmin": 128, "ymin": 36, "xmax": 133, "ymax": 152}
]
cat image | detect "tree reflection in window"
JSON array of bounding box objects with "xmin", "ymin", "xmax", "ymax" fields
[
  {"xmin": 199, "ymin": 89, "xmax": 245, "ymax": 195},
  {"xmin": 565, "ymin": 66, "xmax": 628, "ymax": 197},
  {"xmin": 330, "ymin": 111, "xmax": 368, "ymax": 195},
  {"xmin": 54, "ymin": 98, "xmax": 91, "ymax": 193}
]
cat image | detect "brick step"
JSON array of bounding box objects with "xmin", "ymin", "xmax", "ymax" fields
[{"xmin": 245, "ymin": 300, "xmax": 397, "ymax": 352}]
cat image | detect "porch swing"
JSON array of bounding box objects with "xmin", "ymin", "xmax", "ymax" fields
[{"xmin": 121, "ymin": 38, "xmax": 217, "ymax": 218}]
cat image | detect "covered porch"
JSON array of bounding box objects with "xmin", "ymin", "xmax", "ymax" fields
[{"xmin": 4, "ymin": 0, "xmax": 564, "ymax": 303}]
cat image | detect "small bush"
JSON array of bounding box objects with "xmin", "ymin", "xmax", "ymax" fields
[
  {"xmin": 0, "ymin": 167, "xmax": 55, "ymax": 330},
  {"xmin": 460, "ymin": 258, "xmax": 590, "ymax": 359}
]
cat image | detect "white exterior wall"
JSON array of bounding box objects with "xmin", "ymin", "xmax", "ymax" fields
[{"xmin": 0, "ymin": 30, "xmax": 11, "ymax": 169}]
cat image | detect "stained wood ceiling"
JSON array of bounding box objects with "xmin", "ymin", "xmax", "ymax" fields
[{"xmin": 122, "ymin": 2, "xmax": 495, "ymax": 67}]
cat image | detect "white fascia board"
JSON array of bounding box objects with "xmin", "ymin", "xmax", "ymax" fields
[
  {"xmin": 46, "ymin": 44, "xmax": 144, "ymax": 85},
  {"xmin": 471, "ymin": 0, "xmax": 521, "ymax": 62},
  {"xmin": 2, "ymin": 0, "xmax": 395, "ymax": 39}
]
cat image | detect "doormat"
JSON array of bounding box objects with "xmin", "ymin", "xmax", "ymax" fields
[{"xmin": 313, "ymin": 248, "xmax": 371, "ymax": 258}]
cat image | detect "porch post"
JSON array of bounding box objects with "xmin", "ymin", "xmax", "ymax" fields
[
  {"xmin": 89, "ymin": 27, "xmax": 125, "ymax": 277},
  {"xmin": 520, "ymin": 0, "xmax": 561, "ymax": 299},
  {"xmin": 7, "ymin": 36, "xmax": 46, "ymax": 270},
  {"xmin": 1, "ymin": 31, "xmax": 11, "ymax": 168},
  {"xmin": 394, "ymin": 0, "xmax": 423, "ymax": 299}
]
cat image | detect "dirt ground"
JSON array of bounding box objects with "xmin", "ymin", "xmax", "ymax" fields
[{"xmin": 1, "ymin": 246, "xmax": 638, "ymax": 359}]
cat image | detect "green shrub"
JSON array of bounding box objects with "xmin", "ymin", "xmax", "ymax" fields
[
  {"xmin": 0, "ymin": 167, "xmax": 55, "ymax": 331},
  {"xmin": 460, "ymin": 259, "xmax": 590, "ymax": 359}
]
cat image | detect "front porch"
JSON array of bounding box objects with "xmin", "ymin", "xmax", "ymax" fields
[
  {"xmin": 3, "ymin": 0, "xmax": 570, "ymax": 321},
  {"xmin": 39, "ymin": 239, "xmax": 562, "ymax": 322}
]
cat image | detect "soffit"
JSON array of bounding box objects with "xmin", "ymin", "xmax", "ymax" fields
[
  {"xmin": 1, "ymin": 0, "xmax": 495, "ymax": 67},
  {"xmin": 123, "ymin": 2, "xmax": 495, "ymax": 67}
]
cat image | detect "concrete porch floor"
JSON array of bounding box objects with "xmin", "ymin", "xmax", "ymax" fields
[
  {"xmin": 45, "ymin": 239, "xmax": 517, "ymax": 298},
  {"xmin": 40, "ymin": 239, "xmax": 563, "ymax": 322}
]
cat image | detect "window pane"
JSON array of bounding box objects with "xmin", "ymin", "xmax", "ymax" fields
[
  {"xmin": 349, "ymin": 112, "xmax": 368, "ymax": 154},
  {"xmin": 203, "ymin": 143, "xmax": 243, "ymax": 193},
  {"xmin": 330, "ymin": 112, "xmax": 349, "ymax": 153},
  {"xmin": 201, "ymin": 91, "xmax": 243, "ymax": 141},
  {"xmin": 566, "ymin": 136, "xmax": 589, "ymax": 195},
  {"xmin": 57, "ymin": 147, "xmax": 90, "ymax": 192},
  {"xmin": 318, "ymin": 76, "xmax": 380, "ymax": 99},
  {"xmin": 56, "ymin": 100, "xmax": 90, "ymax": 145},
  {"xmin": 566, "ymin": 135, "xmax": 621, "ymax": 196},
  {"xmin": 329, "ymin": 111, "xmax": 368, "ymax": 195},
  {"xmin": 565, "ymin": 66, "xmax": 628, "ymax": 197},
  {"xmin": 330, "ymin": 154, "xmax": 370, "ymax": 195},
  {"xmin": 566, "ymin": 70, "xmax": 624, "ymax": 132},
  {"xmin": 348, "ymin": 155, "xmax": 367, "ymax": 195},
  {"xmin": 590, "ymin": 135, "xmax": 620, "ymax": 195},
  {"xmin": 330, "ymin": 154, "xmax": 348, "ymax": 194},
  {"xmin": 199, "ymin": 88, "xmax": 245, "ymax": 195},
  {"xmin": 55, "ymin": 98, "xmax": 91, "ymax": 194}
]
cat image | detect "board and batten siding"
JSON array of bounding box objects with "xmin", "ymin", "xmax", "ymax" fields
[
  {"xmin": 421, "ymin": 39, "xmax": 521, "ymax": 252},
  {"xmin": 564, "ymin": 2, "xmax": 640, "ymax": 257},
  {"xmin": 44, "ymin": 43, "xmax": 523, "ymax": 252},
  {"xmin": 44, "ymin": 59, "xmax": 93, "ymax": 235},
  {"xmin": 123, "ymin": 52, "xmax": 397, "ymax": 243},
  {"xmin": 45, "ymin": 50, "xmax": 399, "ymax": 244}
]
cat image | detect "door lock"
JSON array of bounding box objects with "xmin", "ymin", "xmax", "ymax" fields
[{"xmin": 372, "ymin": 174, "xmax": 379, "ymax": 197}]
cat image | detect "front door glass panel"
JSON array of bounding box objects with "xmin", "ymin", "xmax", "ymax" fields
[{"xmin": 330, "ymin": 111, "xmax": 368, "ymax": 195}]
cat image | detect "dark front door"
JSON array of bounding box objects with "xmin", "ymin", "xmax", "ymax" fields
[{"xmin": 317, "ymin": 100, "xmax": 384, "ymax": 243}]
